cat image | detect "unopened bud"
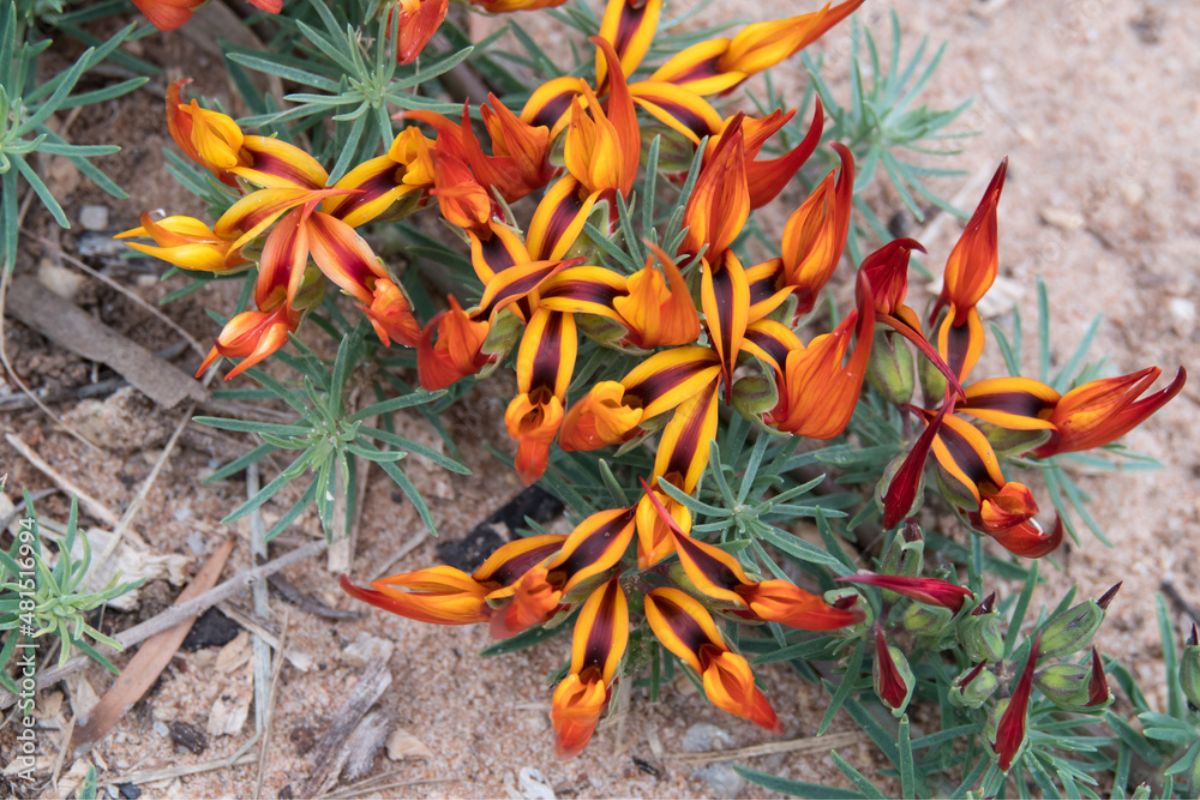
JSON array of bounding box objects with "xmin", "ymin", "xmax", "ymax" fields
[
  {"xmin": 823, "ymin": 588, "xmax": 872, "ymax": 632},
  {"xmin": 866, "ymin": 331, "xmax": 915, "ymax": 405},
  {"xmin": 958, "ymin": 613, "xmax": 1005, "ymax": 663},
  {"xmin": 902, "ymin": 602, "xmax": 953, "ymax": 637},
  {"xmin": 1035, "ymin": 664, "xmax": 1091, "ymax": 708},
  {"xmin": 879, "ymin": 525, "xmax": 925, "ymax": 579},
  {"xmin": 949, "ymin": 662, "xmax": 998, "ymax": 709},
  {"xmin": 1181, "ymin": 624, "xmax": 1200, "ymax": 710},
  {"xmin": 1040, "ymin": 590, "xmax": 1113, "ymax": 660},
  {"xmin": 876, "ymin": 451, "xmax": 925, "ymax": 529},
  {"xmin": 1131, "ymin": 784, "xmax": 1151, "ymax": 800},
  {"xmin": 919, "ymin": 347, "xmax": 948, "ymax": 405},
  {"xmin": 482, "ymin": 308, "xmax": 522, "ymax": 357},
  {"xmin": 873, "ymin": 626, "xmax": 914, "ymax": 717},
  {"xmin": 731, "ymin": 373, "xmax": 778, "ymax": 420}
]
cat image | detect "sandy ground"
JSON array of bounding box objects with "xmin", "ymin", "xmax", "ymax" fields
[{"xmin": 1, "ymin": 0, "xmax": 1197, "ymax": 797}]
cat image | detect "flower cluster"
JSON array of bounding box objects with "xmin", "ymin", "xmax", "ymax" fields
[{"xmin": 119, "ymin": 0, "xmax": 1186, "ymax": 762}]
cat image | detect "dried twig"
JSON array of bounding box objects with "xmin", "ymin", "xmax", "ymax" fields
[
  {"xmin": 247, "ymin": 463, "xmax": 273, "ymax": 737},
  {"xmin": 69, "ymin": 539, "xmax": 236, "ymax": 754},
  {"xmin": 4, "ymin": 433, "xmax": 119, "ymax": 526},
  {"xmin": 105, "ymin": 753, "xmax": 258, "ymax": 787},
  {"xmin": 300, "ymin": 660, "xmax": 393, "ymax": 796},
  {"xmin": 254, "ymin": 607, "xmax": 290, "ymax": 800},
  {"xmin": 665, "ymin": 730, "xmax": 861, "ymax": 765},
  {"xmin": 268, "ymin": 572, "xmax": 362, "ymax": 620},
  {"xmin": 0, "ymin": 538, "xmax": 328, "ymax": 709},
  {"xmin": 215, "ymin": 602, "xmax": 311, "ymax": 671},
  {"xmin": 319, "ymin": 774, "xmax": 458, "ymax": 800}
]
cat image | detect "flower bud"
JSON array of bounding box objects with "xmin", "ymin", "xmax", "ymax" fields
[
  {"xmin": 876, "ymin": 450, "xmax": 925, "ymax": 529},
  {"xmin": 1035, "ymin": 664, "xmax": 1091, "ymax": 708},
  {"xmin": 1040, "ymin": 584, "xmax": 1118, "ymax": 660},
  {"xmin": 866, "ymin": 331, "xmax": 915, "ymax": 405},
  {"xmin": 1181, "ymin": 624, "xmax": 1200, "ymax": 710},
  {"xmin": 919, "ymin": 348, "xmax": 948, "ymax": 406},
  {"xmin": 958, "ymin": 613, "xmax": 1004, "ymax": 663},
  {"xmin": 949, "ymin": 662, "xmax": 998, "ymax": 709},
  {"xmin": 823, "ymin": 588, "xmax": 872, "ymax": 633},
  {"xmin": 1131, "ymin": 784, "xmax": 1151, "ymax": 800},
  {"xmin": 732, "ymin": 373, "xmax": 778, "ymax": 420},
  {"xmin": 873, "ymin": 626, "xmax": 914, "ymax": 717},
  {"xmin": 879, "ymin": 523, "xmax": 925, "ymax": 578},
  {"xmin": 902, "ymin": 602, "xmax": 953, "ymax": 638}
]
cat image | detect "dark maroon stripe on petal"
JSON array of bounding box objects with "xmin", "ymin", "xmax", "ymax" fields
[
  {"xmin": 710, "ymin": 265, "xmax": 736, "ymax": 365},
  {"xmin": 532, "ymin": 93, "xmax": 575, "ymax": 130},
  {"xmin": 530, "ymin": 311, "xmax": 566, "ymax": 392},
  {"xmin": 248, "ymin": 151, "xmax": 320, "ymax": 188},
  {"xmin": 640, "ymin": 97, "xmax": 713, "ymax": 139},
  {"xmin": 748, "ymin": 274, "xmax": 780, "ymax": 305},
  {"xmin": 963, "ymin": 391, "xmax": 1052, "ymax": 417},
  {"xmin": 331, "ymin": 166, "xmax": 401, "ymax": 220},
  {"xmin": 540, "ymin": 191, "xmax": 585, "ymax": 260},
  {"xmin": 614, "ymin": 2, "xmax": 649, "ymax": 55},
  {"xmin": 557, "ymin": 510, "xmax": 635, "ymax": 580},
  {"xmin": 482, "ymin": 231, "xmax": 519, "ymax": 274},
  {"xmin": 675, "ymin": 535, "xmax": 740, "ymax": 591},
  {"xmin": 582, "ymin": 579, "xmax": 621, "ymax": 670},
  {"xmin": 625, "ymin": 360, "xmax": 713, "ymax": 408},
  {"xmin": 479, "ymin": 264, "xmax": 558, "ymax": 318},
  {"xmin": 487, "ymin": 542, "xmax": 563, "ymax": 587},
  {"xmin": 543, "ymin": 279, "xmax": 622, "ymax": 306},
  {"xmin": 664, "ymin": 383, "xmax": 715, "ymax": 480},
  {"xmin": 745, "ymin": 328, "xmax": 789, "ymax": 369},
  {"xmin": 945, "ymin": 321, "xmax": 972, "ymax": 379},
  {"xmin": 938, "ymin": 423, "xmax": 991, "ymax": 491},
  {"xmin": 654, "ymin": 594, "xmax": 712, "ymax": 657},
  {"xmin": 669, "ymin": 55, "xmax": 722, "ymax": 86}
]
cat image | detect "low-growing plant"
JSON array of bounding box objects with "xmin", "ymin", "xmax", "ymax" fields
[{"xmin": 1, "ymin": 0, "xmax": 1186, "ymax": 796}]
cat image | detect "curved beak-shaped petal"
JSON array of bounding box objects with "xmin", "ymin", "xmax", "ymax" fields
[
  {"xmin": 994, "ymin": 633, "xmax": 1040, "ymax": 771},
  {"xmin": 881, "ymin": 398, "xmax": 951, "ymax": 529},
  {"xmin": 366, "ymin": 278, "xmax": 421, "ymax": 347},
  {"xmin": 339, "ymin": 567, "xmax": 490, "ymax": 625},
  {"xmin": 780, "ymin": 143, "xmax": 854, "ymax": 314},
  {"xmin": 429, "ymin": 148, "xmax": 493, "ymax": 230},
  {"xmin": 117, "ymin": 213, "xmax": 246, "ymax": 274},
  {"xmin": 1035, "ymin": 366, "xmax": 1186, "ymax": 456},
  {"xmin": 197, "ymin": 305, "xmax": 299, "ymax": 380},
  {"xmin": 741, "ymin": 580, "xmax": 865, "ymax": 631},
  {"xmin": 135, "ymin": 0, "xmax": 203, "ymax": 31},
  {"xmin": 643, "ymin": 587, "xmax": 780, "ymax": 730},
  {"xmin": 391, "ymin": 0, "xmax": 450, "ymax": 65},
  {"xmin": 613, "ymin": 245, "xmax": 701, "ymax": 348},
  {"xmin": 937, "ymin": 159, "xmax": 1007, "ymax": 326},
  {"xmin": 482, "ymin": 93, "xmax": 554, "ymax": 194},
  {"xmin": 551, "ymin": 576, "xmax": 629, "ymax": 757},
  {"xmin": 767, "ymin": 272, "xmax": 873, "ymax": 438},
  {"xmin": 685, "ymin": 121, "xmax": 750, "ymax": 260},
  {"xmin": 975, "ymin": 482, "xmax": 1039, "ymax": 534},
  {"xmin": 745, "ymin": 100, "xmax": 824, "ymax": 209},
  {"xmin": 839, "ymin": 573, "xmax": 974, "ymax": 613},
  {"xmin": 981, "ymin": 515, "xmax": 1063, "ymax": 559},
  {"xmin": 717, "ymin": 0, "xmax": 864, "ymax": 78},
  {"xmin": 418, "ymin": 296, "xmax": 493, "ymax": 390},
  {"xmin": 560, "ymin": 381, "xmax": 643, "ymax": 452}
]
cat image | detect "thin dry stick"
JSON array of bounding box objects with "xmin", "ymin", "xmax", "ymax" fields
[
  {"xmin": 4, "ymin": 433, "xmax": 119, "ymax": 526},
  {"xmin": 666, "ymin": 730, "xmax": 861, "ymax": 766},
  {"xmin": 0, "ymin": 538, "xmax": 328, "ymax": 709},
  {"xmin": 48, "ymin": 714, "xmax": 77, "ymax": 792},
  {"xmin": 322, "ymin": 776, "xmax": 459, "ymax": 800},
  {"xmin": 254, "ymin": 607, "xmax": 290, "ymax": 800},
  {"xmin": 247, "ymin": 462, "xmax": 273, "ymax": 736},
  {"xmin": 104, "ymin": 753, "xmax": 258, "ymax": 787},
  {"xmin": 215, "ymin": 602, "xmax": 310, "ymax": 671}
]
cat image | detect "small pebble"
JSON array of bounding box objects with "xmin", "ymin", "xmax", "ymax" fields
[
  {"xmin": 152, "ymin": 721, "xmax": 169, "ymax": 738},
  {"xmin": 691, "ymin": 763, "xmax": 744, "ymax": 799},
  {"xmin": 118, "ymin": 783, "xmax": 142, "ymax": 800},
  {"xmin": 681, "ymin": 723, "xmax": 734, "ymax": 753},
  {"xmin": 1168, "ymin": 297, "xmax": 1195, "ymax": 336},
  {"xmin": 79, "ymin": 204, "xmax": 110, "ymax": 231},
  {"xmin": 1039, "ymin": 207, "xmax": 1084, "ymax": 231}
]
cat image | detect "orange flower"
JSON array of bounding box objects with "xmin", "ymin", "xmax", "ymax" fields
[
  {"xmin": 779, "ymin": 144, "xmax": 854, "ymax": 314},
  {"xmin": 612, "ymin": 245, "xmax": 700, "ymax": 349},
  {"xmin": 390, "ymin": 0, "xmax": 449, "ymax": 65},
  {"xmin": 417, "ymin": 297, "xmax": 492, "ymax": 390},
  {"xmin": 505, "ymin": 310, "xmax": 577, "ymax": 483},
  {"xmin": 1034, "ymin": 367, "xmax": 1186, "ymax": 457}
]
